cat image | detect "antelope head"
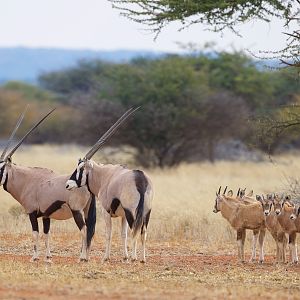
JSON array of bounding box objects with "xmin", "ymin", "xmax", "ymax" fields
[
  {"xmin": 273, "ymin": 194, "xmax": 291, "ymax": 216},
  {"xmin": 66, "ymin": 107, "xmax": 139, "ymax": 191},
  {"xmin": 256, "ymin": 194, "xmax": 273, "ymax": 216},
  {"xmin": 0, "ymin": 107, "xmax": 55, "ymax": 186},
  {"xmin": 290, "ymin": 200, "xmax": 300, "ymax": 220},
  {"xmin": 213, "ymin": 186, "xmax": 227, "ymax": 213}
]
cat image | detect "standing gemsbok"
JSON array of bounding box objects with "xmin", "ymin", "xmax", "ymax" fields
[
  {"xmin": 66, "ymin": 108, "xmax": 153, "ymax": 263},
  {"xmin": 0, "ymin": 108, "xmax": 96, "ymax": 262}
]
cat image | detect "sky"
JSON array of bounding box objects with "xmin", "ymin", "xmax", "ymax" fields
[{"xmin": 0, "ymin": 0, "xmax": 292, "ymax": 54}]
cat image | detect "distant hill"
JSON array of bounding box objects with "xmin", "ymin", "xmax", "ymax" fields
[
  {"xmin": 0, "ymin": 47, "xmax": 163, "ymax": 84},
  {"xmin": 0, "ymin": 47, "xmax": 280, "ymax": 85}
]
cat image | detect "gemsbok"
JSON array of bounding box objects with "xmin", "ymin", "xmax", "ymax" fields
[
  {"xmin": 0, "ymin": 108, "xmax": 96, "ymax": 262},
  {"xmin": 273, "ymin": 194, "xmax": 300, "ymax": 263},
  {"xmin": 66, "ymin": 108, "xmax": 153, "ymax": 263},
  {"xmin": 214, "ymin": 186, "xmax": 266, "ymax": 263},
  {"xmin": 256, "ymin": 194, "xmax": 288, "ymax": 263}
]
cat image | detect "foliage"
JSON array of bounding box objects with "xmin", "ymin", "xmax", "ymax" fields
[
  {"xmin": 109, "ymin": 0, "xmax": 299, "ymax": 68},
  {"xmin": 38, "ymin": 51, "xmax": 300, "ymax": 166}
]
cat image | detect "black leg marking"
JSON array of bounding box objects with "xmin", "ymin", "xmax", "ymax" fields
[
  {"xmin": 43, "ymin": 218, "xmax": 50, "ymax": 234},
  {"xmin": 43, "ymin": 200, "xmax": 65, "ymax": 217},
  {"xmin": 124, "ymin": 208, "xmax": 134, "ymax": 229},
  {"xmin": 72, "ymin": 210, "xmax": 85, "ymax": 231},
  {"xmin": 145, "ymin": 209, "xmax": 151, "ymax": 228},
  {"xmin": 29, "ymin": 211, "xmax": 39, "ymax": 232},
  {"xmin": 111, "ymin": 198, "xmax": 120, "ymax": 215}
]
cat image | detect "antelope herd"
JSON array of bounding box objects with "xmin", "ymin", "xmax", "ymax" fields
[
  {"xmin": 2, "ymin": 106, "xmax": 300, "ymax": 266},
  {"xmin": 214, "ymin": 187, "xmax": 300, "ymax": 264}
]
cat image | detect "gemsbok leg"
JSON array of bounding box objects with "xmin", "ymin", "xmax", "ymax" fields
[
  {"xmin": 29, "ymin": 211, "xmax": 39, "ymax": 261},
  {"xmin": 72, "ymin": 209, "xmax": 88, "ymax": 262},
  {"xmin": 42, "ymin": 217, "xmax": 52, "ymax": 262},
  {"xmin": 249, "ymin": 229, "xmax": 259, "ymax": 262},
  {"xmin": 103, "ymin": 210, "xmax": 112, "ymax": 261},
  {"xmin": 121, "ymin": 216, "xmax": 129, "ymax": 261},
  {"xmin": 237, "ymin": 228, "xmax": 246, "ymax": 262},
  {"xmin": 289, "ymin": 232, "xmax": 298, "ymax": 264},
  {"xmin": 258, "ymin": 229, "xmax": 266, "ymax": 263}
]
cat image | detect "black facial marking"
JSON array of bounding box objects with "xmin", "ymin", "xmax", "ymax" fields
[
  {"xmin": 123, "ymin": 208, "xmax": 134, "ymax": 229},
  {"xmin": 29, "ymin": 211, "xmax": 39, "ymax": 232},
  {"xmin": 110, "ymin": 198, "xmax": 120, "ymax": 215},
  {"xmin": 43, "ymin": 218, "xmax": 50, "ymax": 234},
  {"xmin": 72, "ymin": 210, "xmax": 85, "ymax": 231},
  {"xmin": 43, "ymin": 200, "xmax": 66, "ymax": 217},
  {"xmin": 3, "ymin": 173, "xmax": 8, "ymax": 192},
  {"xmin": 0, "ymin": 165, "xmax": 4, "ymax": 182}
]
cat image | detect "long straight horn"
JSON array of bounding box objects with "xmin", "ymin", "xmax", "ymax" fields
[
  {"xmin": 237, "ymin": 188, "xmax": 240, "ymax": 196},
  {"xmin": 223, "ymin": 186, "xmax": 228, "ymax": 195},
  {"xmin": 4, "ymin": 108, "xmax": 56, "ymax": 161},
  {"xmin": 84, "ymin": 107, "xmax": 139, "ymax": 160},
  {"xmin": 217, "ymin": 186, "xmax": 221, "ymax": 195},
  {"xmin": 0, "ymin": 105, "xmax": 28, "ymax": 160}
]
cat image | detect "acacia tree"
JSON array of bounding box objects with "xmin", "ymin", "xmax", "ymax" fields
[{"xmin": 110, "ymin": 0, "xmax": 299, "ymax": 67}]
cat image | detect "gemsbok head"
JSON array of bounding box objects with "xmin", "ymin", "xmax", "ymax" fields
[
  {"xmin": 273, "ymin": 194, "xmax": 291, "ymax": 216},
  {"xmin": 213, "ymin": 186, "xmax": 227, "ymax": 213},
  {"xmin": 0, "ymin": 107, "xmax": 55, "ymax": 190},
  {"xmin": 256, "ymin": 194, "xmax": 274, "ymax": 216}
]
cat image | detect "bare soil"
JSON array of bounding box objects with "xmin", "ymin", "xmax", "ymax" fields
[{"xmin": 1, "ymin": 233, "xmax": 300, "ymax": 299}]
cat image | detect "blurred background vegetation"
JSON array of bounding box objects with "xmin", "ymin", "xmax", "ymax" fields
[{"xmin": 1, "ymin": 49, "xmax": 300, "ymax": 167}]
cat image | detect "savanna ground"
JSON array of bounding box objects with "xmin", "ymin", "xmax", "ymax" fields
[{"xmin": 1, "ymin": 145, "xmax": 300, "ymax": 299}]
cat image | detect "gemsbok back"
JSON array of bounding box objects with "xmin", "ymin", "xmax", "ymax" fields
[
  {"xmin": 0, "ymin": 108, "xmax": 96, "ymax": 262},
  {"xmin": 66, "ymin": 108, "xmax": 153, "ymax": 263}
]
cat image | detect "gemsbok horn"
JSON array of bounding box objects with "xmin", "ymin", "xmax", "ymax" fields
[{"xmin": 66, "ymin": 107, "xmax": 154, "ymax": 263}]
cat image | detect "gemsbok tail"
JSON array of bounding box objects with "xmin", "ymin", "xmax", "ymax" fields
[
  {"xmin": 86, "ymin": 194, "xmax": 96, "ymax": 248},
  {"xmin": 132, "ymin": 170, "xmax": 148, "ymax": 237}
]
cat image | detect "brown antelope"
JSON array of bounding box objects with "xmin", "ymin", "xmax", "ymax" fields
[
  {"xmin": 0, "ymin": 109, "xmax": 96, "ymax": 262},
  {"xmin": 256, "ymin": 194, "xmax": 288, "ymax": 263},
  {"xmin": 66, "ymin": 108, "xmax": 153, "ymax": 263},
  {"xmin": 214, "ymin": 186, "xmax": 266, "ymax": 263},
  {"xmin": 237, "ymin": 188, "xmax": 255, "ymax": 204},
  {"xmin": 273, "ymin": 194, "xmax": 299, "ymax": 263}
]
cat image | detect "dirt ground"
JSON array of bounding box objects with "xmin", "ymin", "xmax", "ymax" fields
[{"xmin": 1, "ymin": 234, "xmax": 300, "ymax": 300}]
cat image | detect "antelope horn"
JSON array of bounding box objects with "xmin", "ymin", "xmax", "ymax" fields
[
  {"xmin": 223, "ymin": 186, "xmax": 228, "ymax": 195},
  {"xmin": 217, "ymin": 186, "xmax": 221, "ymax": 195},
  {"xmin": 84, "ymin": 107, "xmax": 139, "ymax": 160},
  {"xmin": 237, "ymin": 188, "xmax": 240, "ymax": 196},
  {"xmin": 5, "ymin": 108, "xmax": 56, "ymax": 161},
  {"xmin": 0, "ymin": 105, "xmax": 28, "ymax": 160}
]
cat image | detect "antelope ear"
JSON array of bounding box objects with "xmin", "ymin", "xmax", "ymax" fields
[
  {"xmin": 267, "ymin": 194, "xmax": 273, "ymax": 200},
  {"xmin": 256, "ymin": 195, "xmax": 262, "ymax": 202},
  {"xmin": 247, "ymin": 190, "xmax": 253, "ymax": 197},
  {"xmin": 284, "ymin": 195, "xmax": 291, "ymax": 202},
  {"xmin": 227, "ymin": 190, "xmax": 233, "ymax": 197}
]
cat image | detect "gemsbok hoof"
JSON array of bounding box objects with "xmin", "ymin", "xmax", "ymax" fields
[
  {"xmin": 131, "ymin": 258, "xmax": 137, "ymax": 262},
  {"xmin": 45, "ymin": 256, "xmax": 52, "ymax": 264},
  {"xmin": 30, "ymin": 257, "xmax": 39, "ymax": 262},
  {"xmin": 259, "ymin": 260, "xmax": 264, "ymax": 264},
  {"xmin": 140, "ymin": 260, "xmax": 146, "ymax": 264},
  {"xmin": 79, "ymin": 258, "xmax": 88, "ymax": 263}
]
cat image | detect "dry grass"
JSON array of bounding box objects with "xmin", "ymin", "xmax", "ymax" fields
[{"xmin": 1, "ymin": 145, "xmax": 300, "ymax": 299}]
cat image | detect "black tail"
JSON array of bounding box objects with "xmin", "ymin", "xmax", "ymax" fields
[
  {"xmin": 86, "ymin": 194, "xmax": 96, "ymax": 248},
  {"xmin": 132, "ymin": 170, "xmax": 148, "ymax": 237}
]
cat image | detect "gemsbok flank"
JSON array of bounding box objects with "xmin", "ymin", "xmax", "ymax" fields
[
  {"xmin": 0, "ymin": 108, "xmax": 96, "ymax": 262},
  {"xmin": 66, "ymin": 107, "xmax": 153, "ymax": 263},
  {"xmin": 256, "ymin": 194, "xmax": 287, "ymax": 263},
  {"xmin": 214, "ymin": 186, "xmax": 266, "ymax": 263}
]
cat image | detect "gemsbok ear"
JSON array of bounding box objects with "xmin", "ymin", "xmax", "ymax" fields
[
  {"xmin": 285, "ymin": 195, "xmax": 291, "ymax": 202},
  {"xmin": 227, "ymin": 190, "xmax": 233, "ymax": 197},
  {"xmin": 256, "ymin": 195, "xmax": 262, "ymax": 202},
  {"xmin": 247, "ymin": 190, "xmax": 253, "ymax": 197}
]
